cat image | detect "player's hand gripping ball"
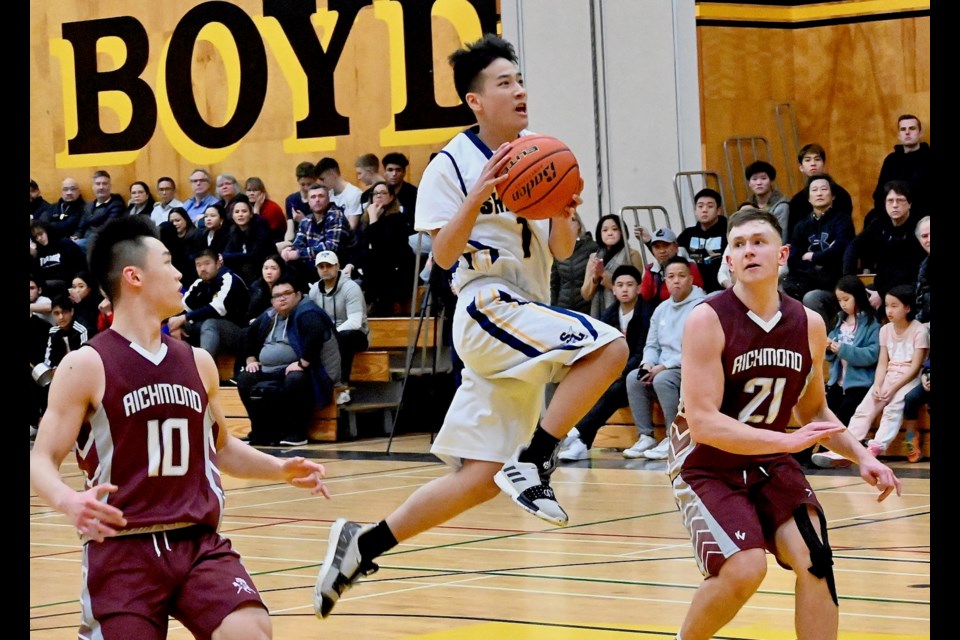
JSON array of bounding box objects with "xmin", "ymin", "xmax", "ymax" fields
[{"xmin": 497, "ymin": 135, "xmax": 581, "ymax": 220}]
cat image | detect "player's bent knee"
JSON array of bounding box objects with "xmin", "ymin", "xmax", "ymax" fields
[
  {"xmin": 212, "ymin": 603, "xmax": 271, "ymax": 640},
  {"xmin": 719, "ymin": 549, "xmax": 767, "ymax": 595},
  {"xmin": 793, "ymin": 504, "xmax": 838, "ymax": 606}
]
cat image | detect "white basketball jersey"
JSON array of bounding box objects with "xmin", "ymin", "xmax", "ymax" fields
[{"xmin": 415, "ymin": 127, "xmax": 552, "ymax": 302}]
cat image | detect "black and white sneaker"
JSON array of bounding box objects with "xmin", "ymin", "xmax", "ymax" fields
[
  {"xmin": 279, "ymin": 436, "xmax": 308, "ymax": 447},
  {"xmin": 494, "ymin": 445, "xmax": 568, "ymax": 526},
  {"xmin": 314, "ymin": 519, "xmax": 378, "ymax": 619}
]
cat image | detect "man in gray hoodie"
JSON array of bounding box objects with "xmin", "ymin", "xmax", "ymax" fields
[
  {"xmin": 308, "ymin": 250, "xmax": 369, "ymax": 404},
  {"xmin": 624, "ymin": 256, "xmax": 706, "ymax": 460}
]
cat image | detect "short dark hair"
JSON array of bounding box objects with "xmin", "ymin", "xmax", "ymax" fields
[
  {"xmin": 382, "ymin": 152, "xmax": 409, "ymax": 169},
  {"xmin": 886, "ymin": 284, "xmax": 917, "ymax": 320},
  {"xmin": 51, "ymin": 294, "xmax": 75, "ymax": 313},
  {"xmin": 316, "ymin": 157, "xmax": 341, "ymax": 175},
  {"xmin": 898, "ymin": 114, "xmax": 922, "ymax": 129},
  {"xmin": 271, "ymin": 271, "xmax": 304, "ymax": 295},
  {"xmin": 157, "ymin": 176, "xmax": 176, "ymax": 188},
  {"xmin": 92, "ymin": 169, "xmax": 111, "ymax": 181},
  {"xmin": 611, "ymin": 264, "xmax": 642, "ymax": 284},
  {"xmin": 883, "ymin": 180, "xmax": 912, "ymax": 202},
  {"xmin": 745, "ymin": 160, "xmax": 777, "ymax": 182},
  {"xmin": 663, "ymin": 255, "xmax": 691, "ymax": 271},
  {"xmin": 89, "ymin": 216, "xmax": 159, "ymax": 302},
  {"xmin": 694, "ymin": 188, "xmax": 722, "ymax": 208},
  {"xmin": 30, "ymin": 179, "xmax": 39, "ymax": 190},
  {"xmin": 295, "ymin": 161, "xmax": 316, "ymax": 179},
  {"xmin": 450, "ymin": 33, "xmax": 519, "ymax": 103},
  {"xmin": 307, "ymin": 182, "xmax": 329, "ymax": 194},
  {"xmin": 727, "ymin": 207, "xmax": 782, "ymax": 239},
  {"xmin": 798, "ymin": 143, "xmax": 826, "ymax": 163},
  {"xmin": 805, "ymin": 172, "xmax": 838, "ymax": 197},
  {"xmin": 194, "ymin": 247, "xmax": 220, "ymax": 263}
]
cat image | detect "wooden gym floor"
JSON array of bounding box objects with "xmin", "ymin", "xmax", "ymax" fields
[{"xmin": 30, "ymin": 434, "xmax": 931, "ymax": 639}]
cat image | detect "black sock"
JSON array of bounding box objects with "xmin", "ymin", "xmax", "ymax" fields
[
  {"xmin": 518, "ymin": 425, "xmax": 561, "ymax": 468},
  {"xmin": 358, "ymin": 520, "xmax": 398, "ymax": 564}
]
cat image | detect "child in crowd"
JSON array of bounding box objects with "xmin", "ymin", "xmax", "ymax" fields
[
  {"xmin": 813, "ymin": 284, "xmax": 928, "ymax": 467},
  {"xmin": 824, "ymin": 275, "xmax": 880, "ymax": 424}
]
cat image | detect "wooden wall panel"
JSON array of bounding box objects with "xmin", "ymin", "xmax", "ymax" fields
[{"xmin": 699, "ymin": 16, "xmax": 930, "ymax": 230}]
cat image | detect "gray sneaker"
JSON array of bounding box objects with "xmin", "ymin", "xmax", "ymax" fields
[
  {"xmin": 314, "ymin": 519, "xmax": 378, "ymax": 619},
  {"xmin": 494, "ymin": 446, "xmax": 569, "ymax": 526}
]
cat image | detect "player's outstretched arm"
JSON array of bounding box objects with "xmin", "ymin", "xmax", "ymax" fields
[
  {"xmin": 795, "ymin": 309, "xmax": 901, "ymax": 501},
  {"xmin": 431, "ymin": 142, "xmax": 512, "ymax": 269},
  {"xmin": 682, "ymin": 304, "xmax": 842, "ymax": 455},
  {"xmin": 194, "ymin": 348, "xmax": 331, "ymax": 498},
  {"xmin": 30, "ymin": 348, "xmax": 128, "ymax": 541}
]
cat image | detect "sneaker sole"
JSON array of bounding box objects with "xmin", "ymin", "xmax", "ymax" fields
[
  {"xmin": 493, "ymin": 469, "xmax": 568, "ymax": 527},
  {"xmin": 810, "ymin": 454, "xmax": 852, "ymax": 469},
  {"xmin": 314, "ymin": 519, "xmax": 350, "ymax": 619}
]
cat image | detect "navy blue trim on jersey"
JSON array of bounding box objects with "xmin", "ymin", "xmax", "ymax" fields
[
  {"xmin": 465, "ymin": 127, "xmax": 493, "ymax": 159},
  {"xmin": 438, "ymin": 150, "xmax": 467, "ymax": 196},
  {"xmin": 466, "ymin": 297, "xmax": 543, "ymax": 358},
  {"xmin": 498, "ymin": 290, "xmax": 601, "ymax": 339}
]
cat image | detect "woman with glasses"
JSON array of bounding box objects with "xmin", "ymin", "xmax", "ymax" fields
[{"xmin": 359, "ymin": 183, "xmax": 416, "ymax": 316}]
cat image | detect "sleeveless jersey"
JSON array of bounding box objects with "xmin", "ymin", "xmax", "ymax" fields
[
  {"xmin": 671, "ymin": 289, "xmax": 813, "ymax": 472},
  {"xmin": 415, "ymin": 127, "xmax": 553, "ymax": 303},
  {"xmin": 76, "ymin": 329, "xmax": 224, "ymax": 534}
]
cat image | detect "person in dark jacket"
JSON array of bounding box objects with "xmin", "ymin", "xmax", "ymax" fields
[
  {"xmin": 863, "ymin": 114, "xmax": 931, "ymax": 229},
  {"xmin": 550, "ymin": 212, "xmax": 597, "ymax": 314},
  {"xmin": 30, "ymin": 219, "xmax": 87, "ymax": 298},
  {"xmin": 786, "ymin": 144, "xmax": 854, "ymax": 239},
  {"xmin": 238, "ymin": 273, "xmax": 341, "ymax": 446},
  {"xmin": 39, "ymin": 178, "xmax": 86, "ymax": 240},
  {"xmin": 783, "ymin": 174, "xmax": 855, "ymax": 326},
  {"xmin": 223, "ymin": 195, "xmax": 273, "ymax": 287},
  {"xmin": 73, "ymin": 170, "xmax": 125, "ymax": 248},
  {"xmin": 677, "ymin": 188, "xmax": 727, "ymax": 293},
  {"xmin": 166, "ymin": 248, "xmax": 250, "ymax": 365}
]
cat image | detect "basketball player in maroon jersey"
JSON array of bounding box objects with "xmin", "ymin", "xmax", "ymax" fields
[
  {"xmin": 30, "ymin": 216, "xmax": 331, "ymax": 639},
  {"xmin": 667, "ymin": 208, "xmax": 901, "ymax": 640}
]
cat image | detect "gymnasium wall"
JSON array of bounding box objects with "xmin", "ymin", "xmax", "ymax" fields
[{"xmin": 696, "ymin": 1, "xmax": 930, "ymax": 230}]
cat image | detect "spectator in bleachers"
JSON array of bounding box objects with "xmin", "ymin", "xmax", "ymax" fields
[
  {"xmin": 864, "ymin": 114, "xmax": 931, "ymax": 229},
  {"xmin": 160, "ymin": 206, "xmax": 198, "ymax": 284},
  {"xmin": 151, "ymin": 176, "xmax": 183, "ymax": 226},
  {"xmin": 30, "ymin": 179, "xmax": 49, "ymax": 220},
  {"xmin": 44, "ymin": 294, "xmax": 88, "ymax": 369},
  {"xmin": 124, "ymin": 181, "xmax": 155, "ymax": 218},
  {"xmin": 382, "ymin": 152, "xmax": 419, "ymax": 232},
  {"xmin": 280, "ymin": 183, "xmax": 352, "ymax": 284},
  {"xmin": 582, "ymin": 213, "xmax": 644, "ymax": 318},
  {"xmin": 166, "ymin": 248, "xmax": 250, "ymax": 367},
  {"xmin": 239, "ymin": 273, "xmax": 341, "ymax": 446},
  {"xmin": 677, "ymin": 188, "xmax": 726, "ymax": 293},
  {"xmin": 244, "ymin": 176, "xmax": 287, "ymax": 245},
  {"xmin": 40, "ymin": 178, "xmax": 85, "ymax": 241},
  {"xmin": 360, "ymin": 183, "xmax": 416, "ymax": 317},
  {"xmin": 68, "ymin": 271, "xmax": 104, "ymax": 338},
  {"xmin": 246, "ymin": 254, "xmax": 287, "ymax": 323},
  {"xmin": 824, "ymin": 275, "xmax": 880, "ymax": 426},
  {"xmin": 637, "ymin": 228, "xmax": 704, "ymax": 337},
  {"xmin": 284, "ymin": 161, "xmax": 316, "ymax": 236},
  {"xmin": 191, "ymin": 202, "xmax": 231, "ymax": 258},
  {"xmin": 29, "ymin": 275, "xmax": 53, "ymax": 437},
  {"xmin": 559, "ymin": 265, "xmax": 647, "ymax": 461},
  {"xmin": 30, "ymin": 219, "xmax": 87, "ymax": 298},
  {"xmin": 783, "ymin": 174, "xmax": 854, "ymax": 326},
  {"xmin": 550, "ymin": 212, "xmax": 597, "ymax": 314},
  {"xmin": 623, "ymin": 256, "xmax": 705, "ymax": 460},
  {"xmin": 843, "ymin": 180, "xmax": 926, "ymax": 317},
  {"xmin": 744, "ymin": 161, "xmax": 790, "ymax": 241},
  {"xmin": 29, "ymin": 273, "xmax": 54, "ymax": 325},
  {"xmin": 914, "ymin": 215, "xmax": 930, "ymax": 324},
  {"xmin": 223, "ymin": 195, "xmax": 272, "ymax": 286},
  {"xmin": 308, "ymin": 250, "xmax": 369, "ymax": 405},
  {"xmin": 182, "ymin": 168, "xmax": 219, "ymax": 223},
  {"xmin": 901, "ymin": 352, "xmax": 929, "ymax": 463},
  {"xmin": 73, "ymin": 170, "xmax": 125, "ymax": 248},
  {"xmin": 317, "ymin": 157, "xmax": 364, "ymax": 228},
  {"xmin": 786, "ymin": 143, "xmax": 854, "ymax": 239},
  {"xmin": 355, "ymin": 152, "xmax": 385, "ymax": 207},
  {"xmin": 215, "ymin": 173, "xmax": 242, "ymax": 213},
  {"xmin": 813, "ymin": 285, "xmax": 928, "ymax": 466}
]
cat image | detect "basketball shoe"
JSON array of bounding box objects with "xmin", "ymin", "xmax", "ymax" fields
[
  {"xmin": 495, "ymin": 445, "xmax": 569, "ymax": 526},
  {"xmin": 314, "ymin": 519, "xmax": 379, "ymax": 619}
]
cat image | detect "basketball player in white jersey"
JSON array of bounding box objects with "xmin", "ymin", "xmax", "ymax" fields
[
  {"xmin": 314, "ymin": 33, "xmax": 628, "ymax": 619},
  {"xmin": 30, "ymin": 216, "xmax": 331, "ymax": 639}
]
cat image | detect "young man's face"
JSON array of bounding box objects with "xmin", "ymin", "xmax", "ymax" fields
[
  {"xmin": 355, "ymin": 165, "xmax": 378, "ymax": 187},
  {"xmin": 726, "ymin": 220, "xmax": 788, "ymax": 285},
  {"xmin": 799, "ymin": 153, "xmax": 824, "ymax": 178},
  {"xmin": 694, "ymin": 197, "xmax": 720, "ymax": 227},
  {"xmin": 29, "ymin": 280, "xmax": 41, "ymax": 303},
  {"xmin": 384, "ymin": 163, "xmax": 406, "ymax": 187},
  {"xmin": 317, "ymin": 169, "xmax": 339, "ymax": 190},
  {"xmin": 194, "ymin": 255, "xmax": 220, "ymax": 282},
  {"xmin": 471, "ymin": 57, "xmax": 527, "ymax": 131},
  {"xmin": 613, "ymin": 275, "xmax": 639, "ymax": 305},
  {"xmin": 52, "ymin": 306, "xmax": 74, "ymax": 329},
  {"xmin": 270, "ymin": 283, "xmax": 301, "ymax": 317},
  {"xmin": 141, "ymin": 237, "xmax": 185, "ymax": 317},
  {"xmin": 652, "ymin": 241, "xmax": 677, "ymax": 264},
  {"xmin": 298, "ymin": 176, "xmax": 315, "ymax": 194},
  {"xmin": 898, "ymin": 118, "xmax": 921, "ymax": 148},
  {"xmin": 317, "ymin": 262, "xmax": 339, "ymax": 282},
  {"xmin": 664, "ymin": 263, "xmax": 694, "ymax": 301},
  {"xmin": 748, "ymin": 172, "xmax": 771, "ymax": 197}
]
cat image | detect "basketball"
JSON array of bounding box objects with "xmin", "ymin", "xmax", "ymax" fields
[{"xmin": 497, "ymin": 135, "xmax": 581, "ymax": 220}]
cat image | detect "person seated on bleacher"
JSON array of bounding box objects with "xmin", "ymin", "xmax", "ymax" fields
[
  {"xmin": 677, "ymin": 189, "xmax": 726, "ymax": 293},
  {"xmin": 239, "ymin": 273, "xmax": 341, "ymax": 447},
  {"xmin": 279, "ymin": 182, "xmax": 353, "ymax": 286},
  {"xmin": 744, "ymin": 161, "xmax": 790, "ymax": 242},
  {"xmin": 623, "ymin": 256, "xmax": 705, "ymax": 460},
  {"xmin": 550, "ymin": 212, "xmax": 597, "ymax": 315},
  {"xmin": 636, "ymin": 227, "xmax": 704, "ymax": 335},
  {"xmin": 786, "ymin": 143, "xmax": 855, "ymax": 240},
  {"xmin": 359, "ymin": 182, "xmax": 416, "ymax": 317},
  {"xmin": 30, "ymin": 219, "xmax": 87, "ymax": 299},
  {"xmin": 558, "ymin": 265, "xmax": 647, "ymax": 462},
  {"xmin": 246, "ymin": 255, "xmax": 287, "ymax": 323},
  {"xmin": 583, "ymin": 214, "xmax": 645, "ymax": 319},
  {"xmin": 166, "ymin": 248, "xmax": 250, "ymax": 368},
  {"xmin": 159, "ymin": 206, "xmax": 199, "ymax": 289},
  {"xmin": 68, "ymin": 271, "xmax": 105, "ymax": 338},
  {"xmin": 308, "ymin": 250, "xmax": 369, "ymax": 405},
  {"xmin": 223, "ymin": 194, "xmax": 273, "ymax": 287}
]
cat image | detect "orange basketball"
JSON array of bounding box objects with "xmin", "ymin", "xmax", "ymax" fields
[{"xmin": 497, "ymin": 135, "xmax": 581, "ymax": 220}]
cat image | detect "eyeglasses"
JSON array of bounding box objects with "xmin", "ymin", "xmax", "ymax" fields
[
  {"xmin": 157, "ymin": 186, "xmax": 175, "ymax": 192},
  {"xmin": 271, "ymin": 290, "xmax": 296, "ymax": 300},
  {"xmin": 190, "ymin": 178, "xmax": 209, "ymax": 183},
  {"xmin": 62, "ymin": 186, "xmax": 79, "ymax": 192}
]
